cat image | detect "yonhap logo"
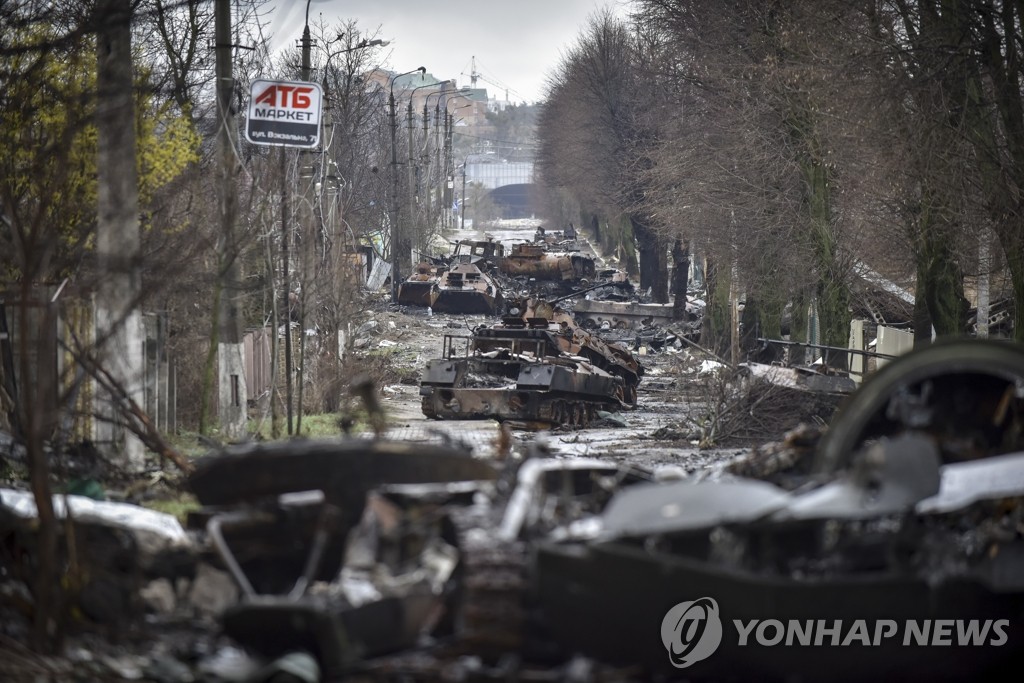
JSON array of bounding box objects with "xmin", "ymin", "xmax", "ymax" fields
[{"xmin": 661, "ymin": 597, "xmax": 723, "ymax": 668}]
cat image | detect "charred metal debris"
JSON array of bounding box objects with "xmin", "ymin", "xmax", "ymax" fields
[
  {"xmin": 2, "ymin": 340, "xmax": 1024, "ymax": 681},
  {"xmin": 420, "ymin": 296, "xmax": 645, "ymax": 429},
  {"xmin": 400, "ymin": 229, "xmax": 707, "ymax": 430}
]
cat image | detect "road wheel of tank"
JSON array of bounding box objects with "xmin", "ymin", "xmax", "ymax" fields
[
  {"xmin": 559, "ymin": 401, "xmax": 571, "ymax": 428},
  {"xmin": 549, "ymin": 401, "xmax": 564, "ymax": 427},
  {"xmin": 571, "ymin": 403, "xmax": 584, "ymax": 428},
  {"xmin": 578, "ymin": 404, "xmax": 591, "ymax": 428},
  {"xmin": 421, "ymin": 396, "xmax": 437, "ymax": 419},
  {"xmin": 814, "ymin": 339, "xmax": 1024, "ymax": 473}
]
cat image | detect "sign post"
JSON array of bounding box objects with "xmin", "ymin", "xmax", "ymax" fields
[{"xmin": 245, "ymin": 79, "xmax": 323, "ymax": 148}]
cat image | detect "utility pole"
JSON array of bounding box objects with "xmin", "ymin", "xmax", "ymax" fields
[
  {"xmin": 407, "ymin": 101, "xmax": 416, "ymax": 259},
  {"xmin": 445, "ymin": 112, "xmax": 454, "ymax": 228},
  {"xmin": 461, "ymin": 163, "xmax": 467, "ymax": 229},
  {"xmin": 422, "ymin": 101, "xmax": 430, "ymax": 228},
  {"xmin": 388, "ymin": 67, "xmax": 425, "ymax": 300},
  {"xmin": 280, "ymin": 148, "xmax": 292, "ymax": 435},
  {"xmin": 215, "ymin": 0, "xmax": 247, "ymax": 439},
  {"xmin": 95, "ymin": 0, "xmax": 145, "ymax": 467},
  {"xmin": 434, "ymin": 104, "xmax": 442, "ymax": 229},
  {"xmin": 295, "ymin": 12, "xmax": 313, "ymax": 434},
  {"xmin": 389, "ymin": 89, "xmax": 400, "ymax": 301}
]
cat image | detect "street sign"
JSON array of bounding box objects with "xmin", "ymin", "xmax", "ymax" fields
[{"xmin": 245, "ymin": 79, "xmax": 322, "ymax": 148}]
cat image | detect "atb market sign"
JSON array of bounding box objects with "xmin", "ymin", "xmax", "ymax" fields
[{"xmin": 246, "ymin": 79, "xmax": 322, "ymax": 148}]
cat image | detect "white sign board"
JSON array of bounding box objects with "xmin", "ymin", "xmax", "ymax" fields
[{"xmin": 246, "ymin": 79, "xmax": 322, "ymax": 148}]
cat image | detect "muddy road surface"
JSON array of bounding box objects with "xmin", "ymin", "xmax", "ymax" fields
[{"xmin": 361, "ymin": 219, "xmax": 747, "ymax": 474}]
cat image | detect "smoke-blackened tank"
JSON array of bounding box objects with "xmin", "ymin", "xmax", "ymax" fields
[
  {"xmin": 420, "ymin": 298, "xmax": 643, "ymax": 427},
  {"xmin": 499, "ymin": 242, "xmax": 596, "ymax": 282},
  {"xmin": 397, "ymin": 239, "xmax": 506, "ymax": 313}
]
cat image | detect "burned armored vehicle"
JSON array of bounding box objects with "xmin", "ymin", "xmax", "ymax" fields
[
  {"xmin": 428, "ymin": 239, "xmax": 506, "ymax": 314},
  {"xmin": 429, "ymin": 261, "xmax": 503, "ymax": 314},
  {"xmin": 397, "ymin": 239, "xmax": 506, "ymax": 313},
  {"xmin": 396, "ymin": 257, "xmax": 446, "ymax": 308},
  {"xmin": 534, "ymin": 339, "xmax": 1024, "ymax": 681},
  {"xmin": 420, "ymin": 298, "xmax": 643, "ymax": 427},
  {"xmin": 499, "ymin": 242, "xmax": 596, "ymax": 284}
]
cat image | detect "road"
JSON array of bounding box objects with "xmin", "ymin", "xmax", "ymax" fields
[{"xmin": 367, "ymin": 219, "xmax": 746, "ymax": 473}]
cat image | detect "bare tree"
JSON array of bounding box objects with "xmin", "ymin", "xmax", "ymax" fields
[{"xmin": 538, "ymin": 9, "xmax": 671, "ymax": 302}]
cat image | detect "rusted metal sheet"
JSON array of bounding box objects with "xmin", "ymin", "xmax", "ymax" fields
[{"xmin": 452, "ymin": 238, "xmax": 505, "ymax": 265}]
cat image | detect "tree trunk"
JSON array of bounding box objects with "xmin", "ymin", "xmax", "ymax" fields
[
  {"xmin": 671, "ymin": 238, "xmax": 691, "ymax": 320},
  {"xmin": 912, "ymin": 256, "xmax": 932, "ymax": 348},
  {"xmin": 632, "ymin": 216, "xmax": 668, "ymax": 302},
  {"xmin": 995, "ymin": 223, "xmax": 1024, "ymax": 342},
  {"xmin": 701, "ymin": 256, "xmax": 732, "ymax": 357},
  {"xmin": 802, "ymin": 155, "xmax": 849, "ymax": 370}
]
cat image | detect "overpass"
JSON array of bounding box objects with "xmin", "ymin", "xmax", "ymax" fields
[{"xmin": 463, "ymin": 155, "xmax": 540, "ymax": 218}]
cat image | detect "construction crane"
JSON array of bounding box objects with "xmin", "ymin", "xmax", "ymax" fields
[{"xmin": 461, "ymin": 55, "xmax": 522, "ymax": 103}]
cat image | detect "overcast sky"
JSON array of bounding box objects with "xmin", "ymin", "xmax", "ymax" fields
[{"xmin": 267, "ymin": 0, "xmax": 631, "ymax": 104}]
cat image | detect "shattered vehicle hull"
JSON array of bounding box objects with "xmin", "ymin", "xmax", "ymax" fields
[
  {"xmin": 429, "ymin": 262, "xmax": 503, "ymax": 315},
  {"xmin": 186, "ymin": 438, "xmax": 498, "ymax": 680},
  {"xmin": 420, "ymin": 301, "xmax": 643, "ymax": 428},
  {"xmin": 573, "ymin": 298, "xmax": 676, "ymax": 330},
  {"xmin": 421, "ymin": 355, "xmax": 626, "ymax": 426},
  {"xmin": 536, "ymin": 540, "xmax": 1024, "ymax": 682},
  {"xmin": 532, "ymin": 341, "xmax": 1024, "ymax": 681},
  {"xmin": 536, "ymin": 445, "xmax": 1024, "ymax": 680},
  {"xmin": 397, "ymin": 262, "xmax": 444, "ymax": 308},
  {"xmin": 499, "ymin": 243, "xmax": 596, "ymax": 282}
]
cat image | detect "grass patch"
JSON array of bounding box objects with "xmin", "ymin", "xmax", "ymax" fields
[
  {"xmin": 164, "ymin": 431, "xmax": 212, "ymax": 459},
  {"xmin": 142, "ymin": 493, "xmax": 200, "ymax": 525},
  {"xmin": 248, "ymin": 412, "xmax": 343, "ymax": 440}
]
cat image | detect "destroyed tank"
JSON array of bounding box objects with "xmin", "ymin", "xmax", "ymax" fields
[
  {"xmin": 420, "ymin": 297, "xmax": 643, "ymax": 427},
  {"xmin": 396, "ymin": 259, "xmax": 445, "ymax": 307},
  {"xmin": 499, "ymin": 242, "xmax": 596, "ymax": 282},
  {"xmin": 398, "ymin": 239, "xmax": 506, "ymax": 314}
]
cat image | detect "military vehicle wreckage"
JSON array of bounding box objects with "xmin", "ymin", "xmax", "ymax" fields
[
  {"xmin": 2, "ymin": 340, "xmax": 1023, "ymax": 681},
  {"xmin": 419, "ymin": 296, "xmax": 644, "ymax": 427},
  {"xmin": 537, "ymin": 339, "xmax": 1024, "ymax": 681},
  {"xmin": 498, "ymin": 241, "xmax": 597, "ymax": 283},
  {"xmin": 196, "ymin": 339, "xmax": 1024, "ymax": 681},
  {"xmin": 397, "ymin": 239, "xmax": 505, "ymax": 314}
]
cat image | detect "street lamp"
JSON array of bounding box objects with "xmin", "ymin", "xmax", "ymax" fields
[
  {"xmin": 415, "ymin": 87, "xmax": 467, "ymax": 234},
  {"xmin": 390, "ymin": 67, "xmax": 426, "ymax": 301},
  {"xmin": 318, "ymin": 35, "xmax": 389, "ymax": 251},
  {"xmin": 403, "ymin": 81, "xmax": 440, "ymax": 258}
]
